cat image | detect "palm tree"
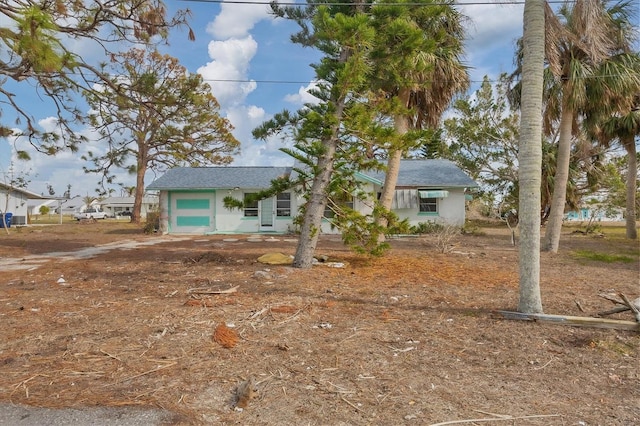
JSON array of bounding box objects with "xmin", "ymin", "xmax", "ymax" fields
[
  {"xmin": 517, "ymin": 0, "xmax": 545, "ymax": 313},
  {"xmin": 594, "ymin": 91, "xmax": 640, "ymax": 239},
  {"xmin": 82, "ymin": 195, "xmax": 96, "ymax": 210},
  {"xmin": 541, "ymin": 0, "xmax": 639, "ymax": 252},
  {"xmin": 370, "ymin": 0, "xmax": 469, "ymax": 238}
]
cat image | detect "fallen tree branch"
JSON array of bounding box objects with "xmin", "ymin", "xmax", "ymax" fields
[
  {"xmin": 619, "ymin": 294, "xmax": 640, "ymax": 323},
  {"xmin": 340, "ymin": 395, "xmax": 365, "ymax": 413},
  {"xmin": 597, "ymin": 293, "xmax": 640, "ymax": 323},
  {"xmin": 597, "ymin": 306, "xmax": 631, "ymax": 317},
  {"xmin": 187, "ymin": 285, "xmax": 239, "ymax": 295},
  {"xmin": 493, "ymin": 311, "xmax": 640, "ymax": 331},
  {"xmin": 429, "ymin": 413, "xmax": 561, "ymax": 425},
  {"xmin": 598, "ymin": 293, "xmax": 625, "ymax": 306},
  {"xmin": 106, "ymin": 362, "xmax": 177, "ymax": 386}
]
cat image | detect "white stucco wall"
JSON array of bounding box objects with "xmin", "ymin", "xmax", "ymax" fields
[
  {"xmin": 158, "ymin": 189, "xmax": 301, "ymax": 234},
  {"xmin": 0, "ymin": 189, "xmax": 31, "ymax": 225},
  {"xmin": 158, "ymin": 186, "xmax": 468, "ymax": 235},
  {"xmin": 393, "ymin": 188, "xmax": 467, "ymax": 227},
  {"xmin": 157, "ymin": 191, "xmax": 169, "ymax": 234},
  {"xmin": 213, "ymin": 189, "xmax": 297, "ymax": 234}
]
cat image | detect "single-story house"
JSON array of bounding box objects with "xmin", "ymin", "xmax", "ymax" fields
[
  {"xmin": 146, "ymin": 159, "xmax": 477, "ymax": 235},
  {"xmin": 56, "ymin": 196, "xmax": 86, "ymax": 216},
  {"xmin": 100, "ymin": 196, "xmax": 158, "ymax": 218},
  {"xmin": 565, "ymin": 207, "xmax": 624, "ymax": 222},
  {"xmin": 147, "ymin": 159, "xmax": 477, "ymax": 234},
  {"xmin": 27, "ymin": 195, "xmax": 85, "ymax": 217},
  {"xmin": 27, "ymin": 198, "xmax": 59, "ymax": 217},
  {"xmin": 0, "ymin": 183, "xmax": 45, "ymax": 226}
]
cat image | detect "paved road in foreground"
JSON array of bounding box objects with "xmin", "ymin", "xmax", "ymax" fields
[{"xmin": 0, "ymin": 403, "xmax": 180, "ymax": 425}]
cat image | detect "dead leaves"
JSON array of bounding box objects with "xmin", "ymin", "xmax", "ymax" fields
[{"xmin": 213, "ymin": 324, "xmax": 238, "ymax": 349}]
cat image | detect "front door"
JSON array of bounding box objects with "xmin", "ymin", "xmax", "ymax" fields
[{"xmin": 259, "ymin": 197, "xmax": 274, "ymax": 231}]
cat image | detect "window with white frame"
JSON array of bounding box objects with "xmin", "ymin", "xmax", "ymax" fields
[
  {"xmin": 244, "ymin": 193, "xmax": 258, "ymax": 217},
  {"xmin": 276, "ymin": 193, "xmax": 291, "ymax": 217}
]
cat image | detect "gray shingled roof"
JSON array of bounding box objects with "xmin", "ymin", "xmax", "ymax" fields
[
  {"xmin": 367, "ymin": 159, "xmax": 477, "ymax": 188},
  {"xmin": 147, "ymin": 160, "xmax": 476, "ymax": 191},
  {"xmin": 146, "ymin": 167, "xmax": 292, "ymax": 190}
]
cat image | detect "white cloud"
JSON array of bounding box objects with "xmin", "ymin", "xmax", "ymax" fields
[
  {"xmin": 284, "ymin": 81, "xmax": 322, "ymax": 106},
  {"xmin": 226, "ymin": 105, "xmax": 266, "ymax": 138},
  {"xmin": 7, "ymin": 117, "xmax": 138, "ymax": 197},
  {"xmin": 460, "ymin": 4, "xmax": 523, "ymax": 80},
  {"xmin": 197, "ymin": 36, "xmax": 258, "ymax": 108},
  {"xmin": 461, "ymin": 5, "xmax": 523, "ymax": 51},
  {"xmin": 207, "ymin": 2, "xmax": 272, "ymax": 39},
  {"xmin": 224, "ymin": 105, "xmax": 292, "ymax": 167},
  {"xmin": 197, "ymin": 0, "xmax": 295, "ymax": 165},
  {"xmin": 246, "ymin": 105, "xmax": 266, "ymax": 121}
]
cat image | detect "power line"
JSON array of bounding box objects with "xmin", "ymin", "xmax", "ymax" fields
[
  {"xmin": 202, "ymin": 77, "xmax": 500, "ymax": 84},
  {"xmin": 198, "ymin": 74, "xmax": 635, "ymax": 86},
  {"xmin": 179, "ymin": 0, "xmax": 569, "ymax": 6},
  {"xmin": 204, "ymin": 78, "xmax": 316, "ymax": 84}
]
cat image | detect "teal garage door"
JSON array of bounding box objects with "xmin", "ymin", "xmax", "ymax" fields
[{"xmin": 171, "ymin": 193, "xmax": 215, "ymax": 233}]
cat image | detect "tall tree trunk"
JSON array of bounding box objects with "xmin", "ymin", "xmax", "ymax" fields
[
  {"xmin": 293, "ymin": 49, "xmax": 351, "ymax": 268},
  {"xmin": 518, "ymin": 0, "xmax": 545, "ymax": 314},
  {"xmin": 623, "ymin": 136, "xmax": 638, "ymax": 239},
  {"xmin": 293, "ymin": 142, "xmax": 338, "ymax": 268},
  {"xmin": 542, "ymin": 101, "xmax": 574, "ymax": 252},
  {"xmin": 376, "ymin": 88, "xmax": 411, "ymax": 242},
  {"xmin": 132, "ymin": 142, "xmax": 146, "ymax": 225}
]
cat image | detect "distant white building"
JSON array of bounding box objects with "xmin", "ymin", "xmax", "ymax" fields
[
  {"xmin": 56, "ymin": 196, "xmax": 86, "ymax": 215},
  {"xmin": 1, "ymin": 183, "xmax": 45, "ymax": 226},
  {"xmin": 101, "ymin": 196, "xmax": 159, "ymax": 218},
  {"xmin": 27, "ymin": 195, "xmax": 85, "ymax": 217},
  {"xmin": 26, "ymin": 199, "xmax": 58, "ymax": 216},
  {"xmin": 565, "ymin": 207, "xmax": 624, "ymax": 222}
]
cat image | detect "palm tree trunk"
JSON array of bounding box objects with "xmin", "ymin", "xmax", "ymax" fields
[
  {"xmin": 623, "ymin": 137, "xmax": 638, "ymax": 239},
  {"xmin": 517, "ymin": 0, "xmax": 545, "ymax": 314},
  {"xmin": 376, "ymin": 88, "xmax": 411, "ymax": 242},
  {"xmin": 542, "ymin": 102, "xmax": 574, "ymax": 252}
]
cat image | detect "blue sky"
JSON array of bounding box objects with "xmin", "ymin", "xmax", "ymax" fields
[{"xmin": 0, "ymin": 0, "xmax": 528, "ymax": 197}]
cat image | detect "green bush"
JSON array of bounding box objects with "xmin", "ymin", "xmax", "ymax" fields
[
  {"xmin": 410, "ymin": 221, "xmax": 444, "ymax": 234},
  {"xmin": 461, "ymin": 221, "xmax": 485, "ymax": 236},
  {"xmin": 144, "ymin": 212, "xmax": 159, "ymax": 234}
]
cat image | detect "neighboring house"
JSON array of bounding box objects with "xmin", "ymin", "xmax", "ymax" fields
[
  {"xmin": 72, "ymin": 199, "xmax": 105, "ymax": 216},
  {"xmin": 56, "ymin": 196, "xmax": 86, "ymax": 216},
  {"xmin": 101, "ymin": 196, "xmax": 159, "ymax": 218},
  {"xmin": 27, "ymin": 199, "xmax": 58, "ymax": 217},
  {"xmin": 565, "ymin": 207, "xmax": 624, "ymax": 222},
  {"xmin": 0, "ymin": 183, "xmax": 45, "ymax": 226},
  {"xmin": 27, "ymin": 195, "xmax": 85, "ymax": 217},
  {"xmin": 146, "ymin": 159, "xmax": 477, "ymax": 235}
]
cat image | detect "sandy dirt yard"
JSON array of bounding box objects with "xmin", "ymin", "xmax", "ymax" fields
[{"xmin": 0, "ymin": 221, "xmax": 638, "ymax": 425}]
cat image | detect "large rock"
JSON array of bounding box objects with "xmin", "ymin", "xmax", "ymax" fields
[{"xmin": 257, "ymin": 252, "xmax": 293, "ymax": 265}]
